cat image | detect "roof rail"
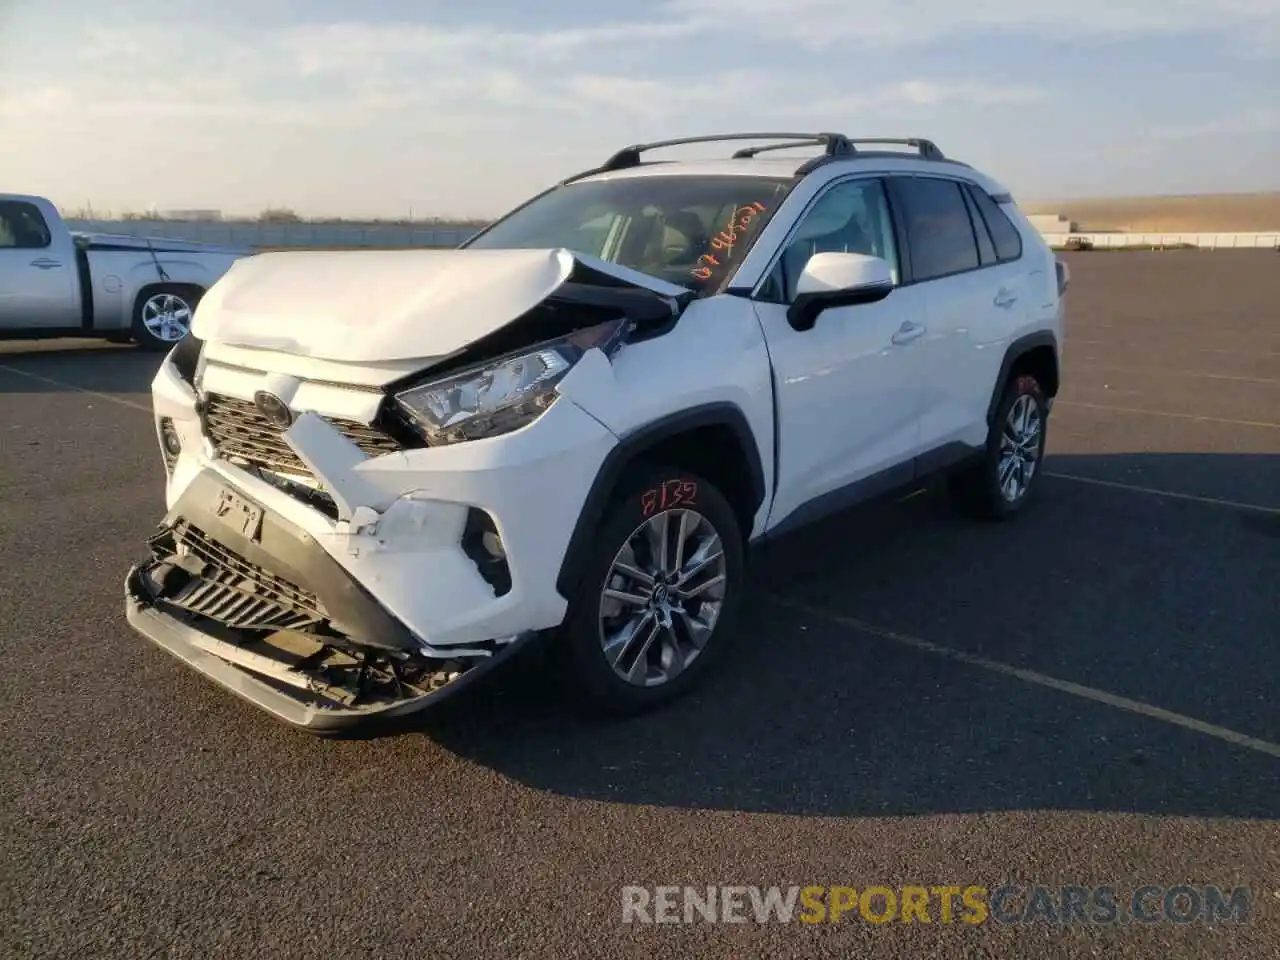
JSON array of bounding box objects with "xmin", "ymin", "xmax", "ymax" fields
[
  {"xmin": 729, "ymin": 136, "xmax": 854, "ymax": 159},
  {"xmin": 560, "ymin": 132, "xmax": 947, "ymax": 184},
  {"xmin": 842, "ymin": 138, "xmax": 946, "ymax": 161},
  {"xmin": 597, "ymin": 132, "xmax": 853, "ymax": 172},
  {"xmin": 793, "ymin": 137, "xmax": 948, "ymax": 175}
]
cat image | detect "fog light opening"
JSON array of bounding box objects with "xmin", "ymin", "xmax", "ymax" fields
[
  {"xmin": 159, "ymin": 417, "xmax": 182, "ymax": 470},
  {"xmin": 462, "ymin": 508, "xmax": 512, "ymax": 597}
]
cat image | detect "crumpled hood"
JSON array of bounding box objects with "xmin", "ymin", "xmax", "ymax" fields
[{"xmin": 191, "ymin": 247, "xmax": 689, "ymax": 363}]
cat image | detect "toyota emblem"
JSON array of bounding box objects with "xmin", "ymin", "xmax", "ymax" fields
[{"xmin": 253, "ymin": 390, "xmax": 293, "ymax": 428}]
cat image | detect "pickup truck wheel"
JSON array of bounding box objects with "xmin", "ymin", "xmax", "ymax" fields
[
  {"xmin": 950, "ymin": 373, "xmax": 1049, "ymax": 520},
  {"xmin": 132, "ymin": 286, "xmax": 201, "ymax": 351},
  {"xmin": 556, "ymin": 466, "xmax": 744, "ymax": 716}
]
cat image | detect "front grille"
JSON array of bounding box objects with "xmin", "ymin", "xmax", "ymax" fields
[
  {"xmin": 202, "ymin": 393, "xmax": 403, "ymax": 480},
  {"xmin": 166, "ymin": 521, "xmax": 325, "ymax": 631}
]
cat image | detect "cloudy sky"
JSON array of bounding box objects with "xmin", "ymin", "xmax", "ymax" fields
[{"xmin": 1, "ymin": 0, "xmax": 1276, "ymax": 218}]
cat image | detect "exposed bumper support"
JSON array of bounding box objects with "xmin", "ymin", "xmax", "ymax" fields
[
  {"xmin": 160, "ymin": 468, "xmax": 420, "ymax": 652},
  {"xmin": 124, "ymin": 465, "xmax": 545, "ymax": 731},
  {"xmin": 125, "ymin": 564, "xmax": 539, "ymax": 733}
]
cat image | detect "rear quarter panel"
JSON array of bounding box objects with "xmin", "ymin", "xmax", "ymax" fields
[
  {"xmin": 966, "ymin": 201, "xmax": 1064, "ymax": 423},
  {"xmin": 1002, "ymin": 201, "xmax": 1064, "ymax": 346}
]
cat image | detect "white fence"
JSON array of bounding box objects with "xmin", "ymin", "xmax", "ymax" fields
[
  {"xmin": 64, "ymin": 219, "xmax": 482, "ymax": 249},
  {"xmin": 1042, "ymin": 232, "xmax": 1280, "ymax": 250}
]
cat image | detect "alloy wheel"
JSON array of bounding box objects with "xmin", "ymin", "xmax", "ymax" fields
[
  {"xmin": 598, "ymin": 509, "xmax": 728, "ymax": 687},
  {"xmin": 140, "ymin": 292, "xmax": 193, "ymax": 343},
  {"xmin": 998, "ymin": 393, "xmax": 1042, "ymax": 503}
]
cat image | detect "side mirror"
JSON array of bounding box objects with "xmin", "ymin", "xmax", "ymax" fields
[{"xmin": 786, "ymin": 252, "xmax": 894, "ymax": 331}]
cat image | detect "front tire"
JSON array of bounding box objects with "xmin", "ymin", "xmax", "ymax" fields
[
  {"xmin": 950, "ymin": 373, "xmax": 1049, "ymax": 520},
  {"xmin": 556, "ymin": 465, "xmax": 745, "ymax": 716},
  {"xmin": 131, "ymin": 285, "xmax": 201, "ymax": 351}
]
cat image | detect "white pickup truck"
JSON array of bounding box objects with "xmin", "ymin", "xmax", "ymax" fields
[{"xmin": 0, "ymin": 194, "xmax": 248, "ymax": 350}]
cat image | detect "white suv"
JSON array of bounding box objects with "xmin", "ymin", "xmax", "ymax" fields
[{"xmin": 126, "ymin": 132, "xmax": 1067, "ymax": 733}]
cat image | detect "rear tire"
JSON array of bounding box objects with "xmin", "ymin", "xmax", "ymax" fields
[
  {"xmin": 131, "ymin": 285, "xmax": 202, "ymax": 351},
  {"xmin": 554, "ymin": 465, "xmax": 745, "ymax": 716},
  {"xmin": 950, "ymin": 373, "xmax": 1049, "ymax": 521}
]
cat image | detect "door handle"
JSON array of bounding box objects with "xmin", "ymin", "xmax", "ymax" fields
[
  {"xmin": 994, "ymin": 288, "xmax": 1018, "ymax": 309},
  {"xmin": 30, "ymin": 258, "xmax": 62, "ymax": 270},
  {"xmin": 891, "ymin": 321, "xmax": 927, "ymax": 345}
]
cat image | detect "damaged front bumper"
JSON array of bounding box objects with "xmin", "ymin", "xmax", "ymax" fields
[
  {"xmin": 135, "ymin": 338, "xmax": 621, "ymax": 731},
  {"xmin": 124, "ymin": 470, "xmax": 539, "ymax": 732}
]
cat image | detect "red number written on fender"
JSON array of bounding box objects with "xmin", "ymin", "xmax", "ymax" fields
[{"xmin": 641, "ymin": 480, "xmax": 698, "ymax": 517}]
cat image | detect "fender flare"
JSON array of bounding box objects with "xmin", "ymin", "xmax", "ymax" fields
[
  {"xmin": 985, "ymin": 330, "xmax": 1059, "ymax": 427},
  {"xmin": 554, "ymin": 402, "xmax": 766, "ymax": 599}
]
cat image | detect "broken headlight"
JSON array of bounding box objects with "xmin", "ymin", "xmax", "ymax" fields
[
  {"xmin": 394, "ymin": 318, "xmax": 629, "ymax": 445},
  {"xmin": 166, "ymin": 333, "xmax": 204, "ymax": 387}
]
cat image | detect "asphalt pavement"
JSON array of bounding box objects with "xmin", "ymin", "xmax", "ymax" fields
[{"xmin": 1, "ymin": 250, "xmax": 1277, "ymax": 959}]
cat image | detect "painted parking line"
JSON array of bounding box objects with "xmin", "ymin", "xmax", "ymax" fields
[
  {"xmin": 1045, "ymin": 472, "xmax": 1280, "ymax": 516},
  {"xmin": 1055, "ymin": 400, "xmax": 1280, "ymax": 429},
  {"xmin": 0, "ymin": 363, "xmax": 152, "ymax": 414},
  {"xmin": 766, "ymin": 594, "xmax": 1280, "ymax": 760}
]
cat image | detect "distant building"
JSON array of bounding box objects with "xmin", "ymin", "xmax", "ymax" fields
[
  {"xmin": 1026, "ymin": 213, "xmax": 1078, "ymax": 233},
  {"xmin": 160, "ymin": 209, "xmax": 224, "ymax": 222}
]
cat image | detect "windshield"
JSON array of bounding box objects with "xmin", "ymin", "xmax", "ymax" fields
[{"xmin": 463, "ymin": 175, "xmax": 794, "ymax": 294}]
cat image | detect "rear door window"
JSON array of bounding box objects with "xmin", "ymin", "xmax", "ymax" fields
[
  {"xmin": 961, "ymin": 187, "xmax": 997, "ymax": 266},
  {"xmin": 892, "ymin": 178, "xmax": 980, "ymax": 282},
  {"xmin": 966, "ymin": 185, "xmax": 1024, "ymax": 262}
]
